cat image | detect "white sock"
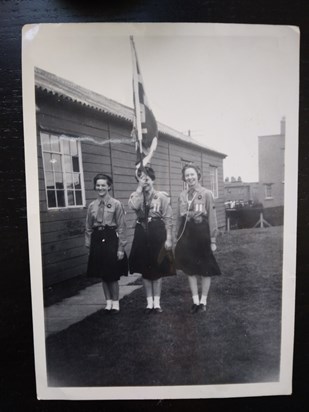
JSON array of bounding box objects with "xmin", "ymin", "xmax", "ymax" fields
[
  {"xmin": 200, "ymin": 295, "xmax": 207, "ymax": 305},
  {"xmin": 192, "ymin": 295, "xmax": 199, "ymax": 305},
  {"xmin": 154, "ymin": 296, "xmax": 161, "ymax": 309},
  {"xmin": 105, "ymin": 299, "xmax": 112, "ymax": 310},
  {"xmin": 146, "ymin": 297, "xmax": 154, "ymax": 309},
  {"xmin": 112, "ymin": 300, "xmax": 119, "ymax": 310}
]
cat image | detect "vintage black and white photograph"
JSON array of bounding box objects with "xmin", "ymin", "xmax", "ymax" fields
[{"xmin": 22, "ymin": 23, "xmax": 299, "ymax": 399}]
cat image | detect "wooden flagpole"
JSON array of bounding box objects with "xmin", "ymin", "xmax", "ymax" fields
[
  {"xmin": 130, "ymin": 36, "xmax": 148, "ymax": 230},
  {"xmin": 130, "ymin": 36, "xmax": 144, "ymax": 168}
]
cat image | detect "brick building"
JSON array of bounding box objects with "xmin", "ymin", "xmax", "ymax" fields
[
  {"xmin": 224, "ymin": 178, "xmax": 259, "ymax": 207},
  {"xmin": 257, "ymin": 117, "xmax": 285, "ymax": 208}
]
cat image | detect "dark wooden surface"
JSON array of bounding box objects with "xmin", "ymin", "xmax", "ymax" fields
[{"xmin": 0, "ymin": 0, "xmax": 308, "ymax": 410}]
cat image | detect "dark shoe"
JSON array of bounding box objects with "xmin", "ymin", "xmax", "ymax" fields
[
  {"xmin": 104, "ymin": 308, "xmax": 112, "ymax": 314},
  {"xmin": 111, "ymin": 309, "xmax": 120, "ymax": 315},
  {"xmin": 190, "ymin": 304, "xmax": 199, "ymax": 314},
  {"xmin": 154, "ymin": 307, "xmax": 163, "ymax": 313},
  {"xmin": 144, "ymin": 308, "xmax": 153, "ymax": 314},
  {"xmin": 199, "ymin": 304, "xmax": 207, "ymax": 312}
]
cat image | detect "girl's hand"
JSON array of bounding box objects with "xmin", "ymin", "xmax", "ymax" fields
[
  {"xmin": 137, "ymin": 178, "xmax": 147, "ymax": 192},
  {"xmin": 117, "ymin": 251, "xmax": 125, "ymax": 260},
  {"xmin": 210, "ymin": 243, "xmax": 217, "ymax": 252},
  {"xmin": 164, "ymin": 239, "xmax": 173, "ymax": 251},
  {"xmin": 193, "ymin": 215, "xmax": 203, "ymax": 223}
]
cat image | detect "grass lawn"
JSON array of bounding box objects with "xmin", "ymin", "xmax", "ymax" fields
[{"xmin": 46, "ymin": 226, "xmax": 283, "ymax": 387}]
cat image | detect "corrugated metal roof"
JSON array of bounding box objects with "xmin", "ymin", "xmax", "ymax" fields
[{"xmin": 35, "ymin": 67, "xmax": 226, "ymax": 157}]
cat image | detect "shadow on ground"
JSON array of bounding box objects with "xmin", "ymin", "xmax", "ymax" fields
[{"xmin": 46, "ymin": 227, "xmax": 282, "ymax": 387}]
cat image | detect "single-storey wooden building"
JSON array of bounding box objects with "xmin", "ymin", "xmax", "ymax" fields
[{"xmin": 35, "ymin": 68, "xmax": 227, "ymax": 287}]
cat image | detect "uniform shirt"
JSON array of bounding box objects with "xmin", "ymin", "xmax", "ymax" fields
[
  {"xmin": 85, "ymin": 194, "xmax": 127, "ymax": 251},
  {"xmin": 128, "ymin": 189, "xmax": 173, "ymax": 230},
  {"xmin": 177, "ymin": 184, "xmax": 218, "ymax": 243}
]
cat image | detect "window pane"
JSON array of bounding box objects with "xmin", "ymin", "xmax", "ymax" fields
[
  {"xmin": 64, "ymin": 155, "xmax": 72, "ymax": 172},
  {"xmin": 50, "ymin": 134, "xmax": 60, "ymax": 152},
  {"xmin": 70, "ymin": 139, "xmax": 78, "ymax": 156},
  {"xmin": 63, "ymin": 139, "xmax": 70, "ymax": 155},
  {"xmin": 43, "ymin": 153, "xmax": 52, "ymax": 171},
  {"xmin": 65, "ymin": 173, "xmax": 74, "ymax": 189},
  {"xmin": 209, "ymin": 166, "xmax": 218, "ymax": 198},
  {"xmin": 47, "ymin": 190, "xmax": 56, "ymax": 208},
  {"xmin": 266, "ymin": 185, "xmax": 272, "ymax": 197},
  {"xmin": 56, "ymin": 190, "xmax": 65, "ymax": 207},
  {"xmin": 75, "ymin": 190, "xmax": 82, "ymax": 205},
  {"xmin": 54, "ymin": 173, "xmax": 64, "ymax": 189},
  {"xmin": 42, "ymin": 135, "xmax": 84, "ymax": 209},
  {"xmin": 45, "ymin": 171, "xmax": 54, "ymax": 189},
  {"xmin": 72, "ymin": 156, "xmax": 79, "ymax": 172},
  {"xmin": 67, "ymin": 190, "xmax": 75, "ymax": 206},
  {"xmin": 41, "ymin": 133, "xmax": 50, "ymax": 151},
  {"xmin": 73, "ymin": 173, "xmax": 81, "ymax": 189},
  {"xmin": 51, "ymin": 154, "xmax": 62, "ymax": 173}
]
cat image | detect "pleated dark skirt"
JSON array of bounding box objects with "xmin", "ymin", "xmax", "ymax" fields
[
  {"xmin": 87, "ymin": 226, "xmax": 128, "ymax": 282},
  {"xmin": 175, "ymin": 217, "xmax": 221, "ymax": 277},
  {"xmin": 129, "ymin": 219, "xmax": 176, "ymax": 280}
]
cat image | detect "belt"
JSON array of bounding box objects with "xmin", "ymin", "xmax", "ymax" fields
[
  {"xmin": 189, "ymin": 215, "xmax": 208, "ymax": 224},
  {"xmin": 137, "ymin": 217, "xmax": 162, "ymax": 224},
  {"xmin": 94, "ymin": 225, "xmax": 117, "ymax": 231}
]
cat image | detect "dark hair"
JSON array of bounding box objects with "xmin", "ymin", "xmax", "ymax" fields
[
  {"xmin": 135, "ymin": 166, "xmax": 156, "ymax": 182},
  {"xmin": 181, "ymin": 163, "xmax": 202, "ymax": 182},
  {"xmin": 93, "ymin": 173, "xmax": 113, "ymax": 190}
]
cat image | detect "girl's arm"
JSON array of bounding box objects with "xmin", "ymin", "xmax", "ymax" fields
[
  {"xmin": 114, "ymin": 201, "xmax": 127, "ymax": 253},
  {"xmin": 85, "ymin": 204, "xmax": 93, "ymax": 248},
  {"xmin": 205, "ymin": 191, "xmax": 218, "ymax": 244},
  {"xmin": 128, "ymin": 181, "xmax": 144, "ymax": 211},
  {"xmin": 161, "ymin": 194, "xmax": 173, "ymax": 249}
]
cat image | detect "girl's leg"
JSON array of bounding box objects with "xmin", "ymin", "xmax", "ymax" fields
[
  {"xmin": 143, "ymin": 278, "xmax": 154, "ymax": 309},
  {"xmin": 200, "ymin": 276, "xmax": 211, "ymax": 311},
  {"xmin": 102, "ymin": 281, "xmax": 112, "ymax": 310},
  {"xmin": 188, "ymin": 275, "xmax": 200, "ymax": 313},
  {"xmin": 110, "ymin": 281, "xmax": 120, "ymax": 312},
  {"xmin": 187, "ymin": 275, "xmax": 199, "ymax": 305},
  {"xmin": 153, "ymin": 278, "xmax": 162, "ymax": 311},
  {"xmin": 200, "ymin": 276, "xmax": 211, "ymax": 304},
  {"xmin": 109, "ymin": 281, "xmax": 119, "ymax": 300}
]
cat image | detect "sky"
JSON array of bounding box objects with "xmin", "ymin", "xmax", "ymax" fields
[{"xmin": 24, "ymin": 23, "xmax": 299, "ymax": 182}]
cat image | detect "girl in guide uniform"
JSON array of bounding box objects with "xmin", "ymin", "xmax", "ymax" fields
[
  {"xmin": 175, "ymin": 163, "xmax": 221, "ymax": 314},
  {"xmin": 85, "ymin": 173, "xmax": 128, "ymax": 314},
  {"xmin": 128, "ymin": 166, "xmax": 176, "ymax": 313}
]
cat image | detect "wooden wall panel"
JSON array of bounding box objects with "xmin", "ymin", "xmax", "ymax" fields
[
  {"xmin": 37, "ymin": 95, "xmax": 226, "ymax": 286},
  {"xmin": 44, "ymin": 261, "xmax": 88, "ymax": 286},
  {"xmin": 36, "ymin": 97, "xmax": 116, "ymax": 287}
]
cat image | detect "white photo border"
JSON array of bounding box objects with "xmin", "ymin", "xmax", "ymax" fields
[{"xmin": 22, "ymin": 22, "xmax": 299, "ymax": 400}]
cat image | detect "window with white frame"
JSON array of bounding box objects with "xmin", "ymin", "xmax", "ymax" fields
[
  {"xmin": 40, "ymin": 132, "xmax": 85, "ymax": 209},
  {"xmin": 264, "ymin": 183, "xmax": 273, "ymax": 199},
  {"xmin": 209, "ymin": 165, "xmax": 218, "ymax": 198}
]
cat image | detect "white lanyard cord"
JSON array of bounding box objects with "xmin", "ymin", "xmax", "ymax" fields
[{"xmin": 176, "ymin": 192, "xmax": 197, "ymax": 242}]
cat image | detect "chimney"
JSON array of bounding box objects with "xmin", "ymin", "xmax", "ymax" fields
[{"xmin": 280, "ymin": 116, "xmax": 286, "ymax": 135}]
